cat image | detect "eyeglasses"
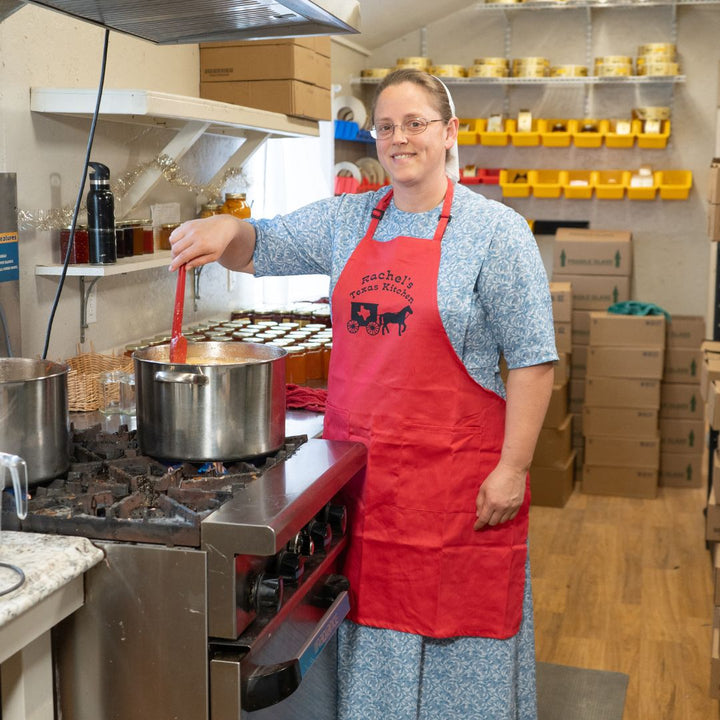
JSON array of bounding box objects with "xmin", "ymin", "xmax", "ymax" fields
[{"xmin": 370, "ymin": 117, "xmax": 445, "ymax": 140}]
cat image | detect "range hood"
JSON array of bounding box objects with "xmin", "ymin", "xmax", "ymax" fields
[{"xmin": 22, "ymin": 0, "xmax": 360, "ymax": 44}]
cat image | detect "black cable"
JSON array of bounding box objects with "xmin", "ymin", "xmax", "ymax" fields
[
  {"xmin": 41, "ymin": 28, "xmax": 110, "ymax": 360},
  {"xmin": 0, "ymin": 561, "xmax": 25, "ymax": 596}
]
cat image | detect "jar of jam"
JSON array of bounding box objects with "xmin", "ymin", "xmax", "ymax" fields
[
  {"xmin": 221, "ymin": 193, "xmax": 251, "ymax": 219},
  {"xmin": 129, "ymin": 219, "xmax": 144, "ymax": 256},
  {"xmin": 285, "ymin": 345, "xmax": 307, "ymax": 385},
  {"xmin": 115, "ymin": 220, "xmax": 128, "ymax": 259},
  {"xmin": 59, "ymin": 224, "xmax": 90, "ymax": 264},
  {"xmin": 321, "ymin": 341, "xmax": 332, "ymax": 379},
  {"xmin": 199, "ymin": 202, "xmax": 222, "ymax": 218},
  {"xmin": 141, "ymin": 219, "xmax": 154, "ymax": 254},
  {"xmin": 158, "ymin": 223, "xmax": 179, "ymax": 251},
  {"xmin": 303, "ymin": 342, "xmax": 323, "ymax": 380}
]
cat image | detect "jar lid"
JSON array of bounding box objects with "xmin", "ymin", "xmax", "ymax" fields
[{"xmin": 225, "ymin": 192, "xmax": 247, "ymax": 200}]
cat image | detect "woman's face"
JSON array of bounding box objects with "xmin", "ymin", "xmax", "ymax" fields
[{"xmin": 373, "ymin": 82, "xmax": 454, "ymax": 189}]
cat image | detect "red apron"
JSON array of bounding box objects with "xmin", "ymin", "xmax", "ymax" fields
[{"xmin": 323, "ymin": 179, "xmax": 529, "ymax": 639}]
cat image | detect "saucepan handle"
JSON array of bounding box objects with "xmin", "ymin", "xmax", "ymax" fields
[
  {"xmin": 0, "ymin": 452, "xmax": 28, "ymax": 521},
  {"xmin": 154, "ymin": 370, "xmax": 209, "ymax": 385}
]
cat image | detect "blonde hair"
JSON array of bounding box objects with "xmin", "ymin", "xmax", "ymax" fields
[{"xmin": 370, "ymin": 69, "xmax": 454, "ymax": 126}]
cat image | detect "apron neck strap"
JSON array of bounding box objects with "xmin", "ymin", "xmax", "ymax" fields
[{"xmin": 365, "ymin": 177, "xmax": 455, "ymax": 243}]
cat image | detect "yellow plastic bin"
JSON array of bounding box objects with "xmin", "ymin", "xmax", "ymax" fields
[
  {"xmin": 480, "ymin": 118, "xmax": 509, "ymax": 146},
  {"xmin": 457, "ymin": 118, "xmax": 484, "ymax": 145},
  {"xmin": 637, "ymin": 119, "xmax": 671, "ymax": 149},
  {"xmin": 595, "ymin": 170, "xmax": 630, "ymax": 200},
  {"xmin": 605, "ymin": 119, "xmax": 637, "ymax": 149},
  {"xmin": 570, "ymin": 118, "xmax": 607, "ymax": 148},
  {"xmin": 499, "ymin": 169, "xmax": 531, "ymax": 198},
  {"xmin": 528, "ymin": 169, "xmax": 563, "ymax": 198},
  {"xmin": 507, "ymin": 117, "xmax": 541, "ymax": 147},
  {"xmin": 626, "ymin": 170, "xmax": 660, "ymax": 200},
  {"xmin": 539, "ymin": 118, "xmax": 572, "ymax": 147},
  {"xmin": 562, "ymin": 170, "xmax": 595, "ymax": 199},
  {"xmin": 658, "ymin": 170, "xmax": 692, "ymax": 200}
]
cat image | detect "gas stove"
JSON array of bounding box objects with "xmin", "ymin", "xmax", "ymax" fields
[{"xmin": 4, "ymin": 415, "xmax": 366, "ymax": 720}]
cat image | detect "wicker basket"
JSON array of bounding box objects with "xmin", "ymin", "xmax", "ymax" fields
[{"xmin": 63, "ymin": 350, "xmax": 134, "ymax": 412}]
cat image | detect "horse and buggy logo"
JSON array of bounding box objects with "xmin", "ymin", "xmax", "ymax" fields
[{"xmin": 347, "ymin": 302, "xmax": 413, "ymax": 337}]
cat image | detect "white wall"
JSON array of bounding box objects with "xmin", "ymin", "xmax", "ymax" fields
[
  {"xmin": 0, "ymin": 5, "xmax": 331, "ymax": 361},
  {"xmin": 344, "ymin": 4, "xmax": 720, "ymax": 320}
]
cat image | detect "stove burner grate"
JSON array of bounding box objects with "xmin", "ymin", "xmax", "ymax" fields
[{"xmin": 1, "ymin": 426, "xmax": 307, "ymax": 547}]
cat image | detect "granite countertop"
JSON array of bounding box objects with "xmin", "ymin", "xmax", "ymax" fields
[{"xmin": 0, "ymin": 531, "xmax": 104, "ymax": 628}]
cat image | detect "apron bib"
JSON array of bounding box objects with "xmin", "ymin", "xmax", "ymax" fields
[{"xmin": 324, "ymin": 179, "xmax": 529, "ymax": 639}]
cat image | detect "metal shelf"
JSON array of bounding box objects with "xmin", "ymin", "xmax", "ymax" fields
[{"xmin": 352, "ymin": 75, "xmax": 686, "ymax": 86}]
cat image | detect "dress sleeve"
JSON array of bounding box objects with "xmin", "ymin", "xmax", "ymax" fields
[
  {"xmin": 479, "ymin": 209, "xmax": 558, "ymax": 369},
  {"xmin": 251, "ymin": 196, "xmax": 339, "ymax": 277}
]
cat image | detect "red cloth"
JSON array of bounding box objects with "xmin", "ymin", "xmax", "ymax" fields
[{"xmin": 286, "ymin": 383, "xmax": 327, "ymax": 413}]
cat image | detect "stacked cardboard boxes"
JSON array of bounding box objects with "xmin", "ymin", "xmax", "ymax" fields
[
  {"xmin": 199, "ymin": 37, "xmax": 332, "ymax": 120},
  {"xmin": 660, "ymin": 316, "xmax": 705, "ymax": 488},
  {"xmin": 582, "ymin": 312, "xmax": 665, "ymax": 498},
  {"xmin": 530, "ymin": 281, "xmax": 575, "ymax": 507},
  {"xmin": 552, "ymin": 227, "xmax": 633, "ymax": 481}
]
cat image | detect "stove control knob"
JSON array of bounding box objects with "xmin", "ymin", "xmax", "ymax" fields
[
  {"xmin": 308, "ymin": 520, "xmax": 332, "ymax": 552},
  {"xmin": 325, "ymin": 504, "xmax": 348, "ymax": 536},
  {"xmin": 290, "ymin": 531, "xmax": 315, "ymax": 557},
  {"xmin": 252, "ymin": 572, "xmax": 284, "ymax": 615},
  {"xmin": 277, "ymin": 550, "xmax": 305, "ymax": 583}
]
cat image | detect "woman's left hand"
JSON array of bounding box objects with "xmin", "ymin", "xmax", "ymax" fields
[{"xmin": 473, "ymin": 462, "xmax": 526, "ymax": 530}]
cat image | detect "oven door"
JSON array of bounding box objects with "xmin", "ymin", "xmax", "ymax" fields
[{"xmin": 210, "ymin": 575, "xmax": 349, "ymax": 720}]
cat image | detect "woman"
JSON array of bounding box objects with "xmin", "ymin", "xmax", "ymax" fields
[{"xmin": 169, "ymin": 69, "xmax": 556, "ymax": 719}]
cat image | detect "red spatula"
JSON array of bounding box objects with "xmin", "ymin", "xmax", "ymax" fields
[{"xmin": 169, "ymin": 264, "xmax": 187, "ymax": 363}]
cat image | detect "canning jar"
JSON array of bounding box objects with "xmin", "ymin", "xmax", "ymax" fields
[
  {"xmin": 221, "ymin": 193, "xmax": 251, "ymax": 219},
  {"xmin": 141, "ymin": 219, "xmax": 154, "ymax": 254},
  {"xmin": 285, "ymin": 345, "xmax": 307, "ymax": 385},
  {"xmin": 158, "ymin": 223, "xmax": 179, "ymax": 251}
]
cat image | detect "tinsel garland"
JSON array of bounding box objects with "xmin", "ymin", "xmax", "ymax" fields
[{"xmin": 17, "ymin": 153, "xmax": 249, "ymax": 231}]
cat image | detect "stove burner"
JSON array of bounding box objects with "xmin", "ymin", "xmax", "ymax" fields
[{"xmin": 1, "ymin": 425, "xmax": 307, "ymax": 547}]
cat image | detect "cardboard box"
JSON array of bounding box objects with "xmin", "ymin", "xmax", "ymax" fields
[
  {"xmin": 583, "ymin": 405, "xmax": 659, "ymax": 437},
  {"xmin": 586, "ymin": 346, "xmax": 664, "ymax": 380},
  {"xmin": 554, "ymin": 353, "xmax": 570, "ymax": 384},
  {"xmin": 663, "ymin": 348, "xmax": 702, "ymax": 385},
  {"xmin": 201, "ymin": 37, "xmax": 331, "ymax": 56},
  {"xmin": 585, "ymin": 434, "xmax": 660, "ymax": 468},
  {"xmin": 543, "ymin": 382, "xmax": 569, "ymax": 428},
  {"xmin": 549, "ymin": 281, "xmax": 572, "ymax": 322},
  {"xmin": 584, "ymin": 376, "xmax": 661, "ymax": 408},
  {"xmin": 659, "ymin": 382, "xmax": 703, "ymax": 420},
  {"xmin": 569, "ymin": 377, "xmax": 585, "ymax": 403},
  {"xmin": 659, "ymin": 417, "xmax": 705, "ymax": 454},
  {"xmin": 582, "ymin": 464, "xmax": 658, "ymax": 499},
  {"xmin": 666, "ymin": 315, "xmax": 705, "ymax": 349},
  {"xmin": 200, "ymin": 42, "xmax": 331, "ymax": 88},
  {"xmin": 572, "ymin": 310, "xmax": 591, "ymax": 346},
  {"xmin": 534, "ymin": 414, "xmax": 573, "ymax": 466},
  {"xmin": 558, "ymin": 275, "xmax": 631, "ymax": 311},
  {"xmin": 713, "ymin": 542, "xmax": 720, "ymax": 605},
  {"xmin": 571, "ymin": 344, "xmax": 588, "ymax": 378},
  {"xmin": 712, "ymin": 606, "xmax": 720, "ymax": 700},
  {"xmin": 709, "ymin": 159, "xmax": 720, "ymax": 204},
  {"xmin": 530, "ymin": 450, "xmax": 576, "ymax": 508},
  {"xmin": 706, "ymin": 487, "xmax": 720, "ymax": 542},
  {"xmin": 707, "ymin": 380, "xmax": 720, "ymax": 429},
  {"xmin": 553, "ymin": 228, "xmax": 633, "ymax": 276},
  {"xmin": 702, "ymin": 357, "xmax": 720, "ymax": 401},
  {"xmin": 571, "ymin": 411, "xmax": 584, "ymax": 446},
  {"xmin": 554, "ymin": 322, "xmax": 572, "ymax": 353},
  {"xmin": 200, "ymin": 80, "xmax": 331, "ymax": 121},
  {"xmin": 708, "ymin": 202, "xmax": 720, "ymax": 242},
  {"xmin": 589, "ymin": 312, "xmax": 665, "ymax": 348},
  {"xmin": 659, "ymin": 451, "xmax": 703, "ymax": 488}
]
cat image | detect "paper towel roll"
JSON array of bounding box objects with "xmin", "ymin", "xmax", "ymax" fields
[{"xmin": 332, "ymin": 95, "xmax": 368, "ymax": 128}]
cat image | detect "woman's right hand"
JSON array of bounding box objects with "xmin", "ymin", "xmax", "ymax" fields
[{"xmin": 168, "ymin": 214, "xmax": 255, "ymax": 273}]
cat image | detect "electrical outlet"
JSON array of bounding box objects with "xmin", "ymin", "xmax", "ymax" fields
[{"xmin": 86, "ymin": 285, "xmax": 97, "ymax": 324}]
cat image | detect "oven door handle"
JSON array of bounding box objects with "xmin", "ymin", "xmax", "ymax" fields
[{"xmin": 241, "ymin": 589, "xmax": 350, "ymax": 712}]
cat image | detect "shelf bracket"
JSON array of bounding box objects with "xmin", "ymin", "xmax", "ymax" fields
[
  {"xmin": 117, "ymin": 119, "xmax": 210, "ymax": 218},
  {"xmin": 79, "ymin": 276, "xmax": 100, "ymax": 344},
  {"xmin": 203, "ymin": 130, "xmax": 271, "ymax": 199}
]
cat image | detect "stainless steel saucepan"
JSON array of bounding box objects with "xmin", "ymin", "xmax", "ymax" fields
[{"xmin": 133, "ymin": 341, "xmax": 287, "ymax": 461}]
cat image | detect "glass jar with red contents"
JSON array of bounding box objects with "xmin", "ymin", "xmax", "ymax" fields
[
  {"xmin": 141, "ymin": 219, "xmax": 154, "ymax": 254},
  {"xmin": 59, "ymin": 224, "xmax": 90, "ymax": 264}
]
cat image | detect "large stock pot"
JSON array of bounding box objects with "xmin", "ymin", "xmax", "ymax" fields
[
  {"xmin": 133, "ymin": 341, "xmax": 287, "ymax": 461},
  {"xmin": 0, "ymin": 358, "xmax": 70, "ymax": 485}
]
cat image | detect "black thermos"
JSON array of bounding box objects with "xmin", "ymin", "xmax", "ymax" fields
[{"xmin": 87, "ymin": 161, "xmax": 116, "ymax": 264}]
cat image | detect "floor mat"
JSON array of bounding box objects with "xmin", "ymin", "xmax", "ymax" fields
[{"xmin": 536, "ymin": 662, "xmax": 629, "ymax": 720}]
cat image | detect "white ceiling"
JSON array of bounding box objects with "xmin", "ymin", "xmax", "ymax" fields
[{"xmin": 351, "ymin": 0, "xmax": 474, "ymax": 50}]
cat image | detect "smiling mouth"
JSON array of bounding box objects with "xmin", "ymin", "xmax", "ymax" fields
[{"xmin": 392, "ymin": 153, "xmax": 415, "ymax": 160}]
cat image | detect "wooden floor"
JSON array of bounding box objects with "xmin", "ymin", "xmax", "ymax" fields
[{"xmin": 529, "ymin": 482, "xmax": 719, "ymax": 720}]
